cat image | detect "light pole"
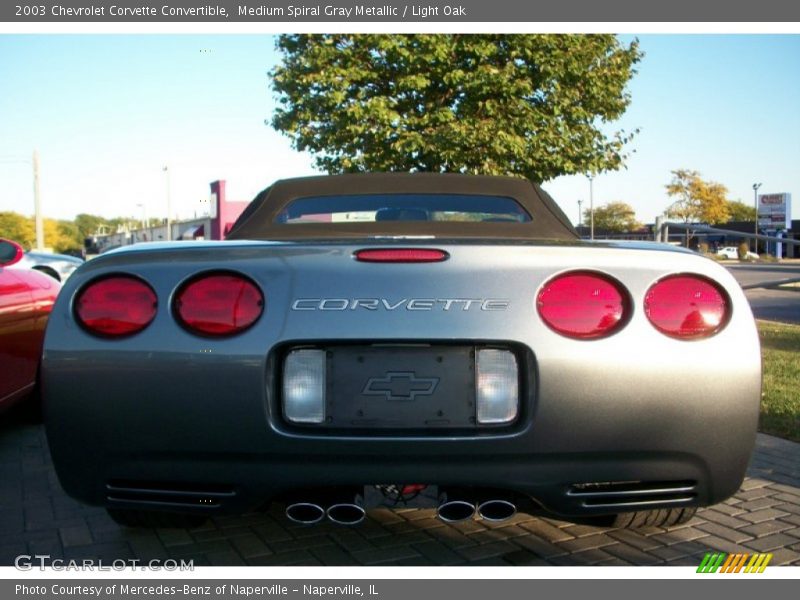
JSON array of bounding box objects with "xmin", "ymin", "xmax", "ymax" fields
[
  {"xmin": 587, "ymin": 173, "xmax": 595, "ymax": 241},
  {"xmin": 752, "ymin": 182, "xmax": 762, "ymax": 253},
  {"xmin": 577, "ymin": 199, "xmax": 583, "ymax": 228},
  {"xmin": 163, "ymin": 166, "xmax": 172, "ymax": 241}
]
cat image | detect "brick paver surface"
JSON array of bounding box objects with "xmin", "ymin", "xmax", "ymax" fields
[{"xmin": 2, "ymin": 409, "xmax": 799, "ymax": 566}]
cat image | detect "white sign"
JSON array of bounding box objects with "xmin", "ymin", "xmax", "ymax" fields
[
  {"xmin": 758, "ymin": 193, "xmax": 791, "ymax": 230},
  {"xmin": 209, "ymin": 192, "xmax": 218, "ymax": 219}
]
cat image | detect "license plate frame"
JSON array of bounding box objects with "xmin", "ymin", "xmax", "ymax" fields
[{"xmin": 325, "ymin": 345, "xmax": 477, "ymax": 429}]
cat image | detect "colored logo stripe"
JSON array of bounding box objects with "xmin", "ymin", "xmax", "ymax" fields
[
  {"xmin": 697, "ymin": 553, "xmax": 726, "ymax": 573},
  {"xmin": 697, "ymin": 552, "xmax": 773, "ymax": 573},
  {"xmin": 720, "ymin": 553, "xmax": 749, "ymax": 573},
  {"xmin": 745, "ymin": 553, "xmax": 773, "ymax": 573}
]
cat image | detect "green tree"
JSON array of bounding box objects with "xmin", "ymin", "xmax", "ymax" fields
[
  {"xmin": 665, "ymin": 169, "xmax": 731, "ymax": 224},
  {"xmin": 272, "ymin": 34, "xmax": 642, "ymax": 181},
  {"xmin": 74, "ymin": 213, "xmax": 109, "ymax": 239},
  {"xmin": 43, "ymin": 219, "xmax": 77, "ymax": 253},
  {"xmin": 0, "ymin": 212, "xmax": 35, "ymax": 248},
  {"xmin": 585, "ymin": 201, "xmax": 642, "ymax": 232},
  {"xmin": 53, "ymin": 220, "xmax": 82, "ymax": 253},
  {"xmin": 726, "ymin": 200, "xmax": 756, "ymax": 222},
  {"xmin": 665, "ymin": 169, "xmax": 731, "ymax": 246},
  {"xmin": 666, "ymin": 169, "xmax": 730, "ymax": 224}
]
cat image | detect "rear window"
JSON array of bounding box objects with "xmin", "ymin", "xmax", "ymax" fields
[{"xmin": 275, "ymin": 194, "xmax": 532, "ymax": 224}]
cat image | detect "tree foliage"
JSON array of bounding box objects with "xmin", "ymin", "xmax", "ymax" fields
[
  {"xmin": 585, "ymin": 201, "xmax": 642, "ymax": 232},
  {"xmin": 726, "ymin": 200, "xmax": 756, "ymax": 222},
  {"xmin": 0, "ymin": 212, "xmax": 87, "ymax": 253},
  {"xmin": 44, "ymin": 219, "xmax": 82, "ymax": 253},
  {"xmin": 0, "ymin": 212, "xmax": 36, "ymax": 248},
  {"xmin": 665, "ymin": 169, "xmax": 731, "ymax": 225},
  {"xmin": 74, "ymin": 213, "xmax": 109, "ymax": 240},
  {"xmin": 271, "ymin": 34, "xmax": 642, "ymax": 181}
]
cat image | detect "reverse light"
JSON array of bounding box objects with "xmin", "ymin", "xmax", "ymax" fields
[
  {"xmin": 174, "ymin": 272, "xmax": 263, "ymax": 337},
  {"xmin": 645, "ymin": 275, "xmax": 729, "ymax": 339},
  {"xmin": 75, "ymin": 275, "xmax": 157, "ymax": 337},
  {"xmin": 283, "ymin": 349, "xmax": 326, "ymax": 424},
  {"xmin": 354, "ymin": 248, "xmax": 448, "ymax": 263},
  {"xmin": 476, "ymin": 349, "xmax": 519, "ymax": 425},
  {"xmin": 537, "ymin": 272, "xmax": 629, "ymax": 339}
]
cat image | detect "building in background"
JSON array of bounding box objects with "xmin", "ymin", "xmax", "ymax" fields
[
  {"xmin": 88, "ymin": 180, "xmax": 249, "ymax": 254},
  {"xmin": 575, "ymin": 220, "xmax": 799, "ymax": 258}
]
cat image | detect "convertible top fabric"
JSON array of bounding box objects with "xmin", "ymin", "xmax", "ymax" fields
[{"xmin": 226, "ymin": 173, "xmax": 578, "ymax": 241}]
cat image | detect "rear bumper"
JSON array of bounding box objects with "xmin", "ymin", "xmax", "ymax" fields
[
  {"xmin": 45, "ymin": 334, "xmax": 760, "ymax": 518},
  {"xmin": 44, "ymin": 333, "xmax": 758, "ymax": 518},
  {"xmin": 72, "ymin": 448, "xmax": 719, "ymax": 518}
]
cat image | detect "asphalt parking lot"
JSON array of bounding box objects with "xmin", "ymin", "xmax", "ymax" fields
[
  {"xmin": 726, "ymin": 261, "xmax": 800, "ymax": 324},
  {"xmin": 1, "ymin": 408, "xmax": 799, "ymax": 567}
]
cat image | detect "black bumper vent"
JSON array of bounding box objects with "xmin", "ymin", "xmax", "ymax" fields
[
  {"xmin": 567, "ymin": 480, "xmax": 697, "ymax": 509},
  {"xmin": 106, "ymin": 480, "xmax": 236, "ymax": 509}
]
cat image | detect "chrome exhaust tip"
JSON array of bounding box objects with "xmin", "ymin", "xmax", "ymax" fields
[
  {"xmin": 327, "ymin": 503, "xmax": 366, "ymax": 526},
  {"xmin": 437, "ymin": 500, "xmax": 476, "ymax": 523},
  {"xmin": 477, "ymin": 499, "xmax": 517, "ymax": 522},
  {"xmin": 285, "ymin": 502, "xmax": 326, "ymax": 525}
]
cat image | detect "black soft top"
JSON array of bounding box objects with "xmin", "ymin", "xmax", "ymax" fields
[{"xmin": 226, "ymin": 173, "xmax": 578, "ymax": 241}]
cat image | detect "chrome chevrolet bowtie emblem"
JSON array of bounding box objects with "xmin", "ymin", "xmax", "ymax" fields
[{"xmin": 362, "ymin": 372, "xmax": 439, "ymax": 401}]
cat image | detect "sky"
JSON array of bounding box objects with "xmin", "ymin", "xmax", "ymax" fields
[{"xmin": 0, "ymin": 34, "xmax": 798, "ymax": 226}]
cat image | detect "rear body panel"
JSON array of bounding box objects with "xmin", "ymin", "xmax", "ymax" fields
[{"xmin": 43, "ymin": 239, "xmax": 761, "ymax": 518}]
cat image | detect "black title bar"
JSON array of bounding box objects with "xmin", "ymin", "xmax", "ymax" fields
[{"xmin": 4, "ymin": 0, "xmax": 800, "ymax": 22}]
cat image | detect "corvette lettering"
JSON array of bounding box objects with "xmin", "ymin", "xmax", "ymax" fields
[{"xmin": 291, "ymin": 298, "xmax": 510, "ymax": 311}]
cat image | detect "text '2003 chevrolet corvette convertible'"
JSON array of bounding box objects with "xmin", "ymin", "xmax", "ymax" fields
[{"xmin": 43, "ymin": 173, "xmax": 760, "ymax": 529}]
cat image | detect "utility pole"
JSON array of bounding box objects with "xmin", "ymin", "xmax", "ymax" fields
[
  {"xmin": 577, "ymin": 199, "xmax": 583, "ymax": 228},
  {"xmin": 752, "ymin": 183, "xmax": 762, "ymax": 253},
  {"xmin": 33, "ymin": 150, "xmax": 44, "ymax": 251}
]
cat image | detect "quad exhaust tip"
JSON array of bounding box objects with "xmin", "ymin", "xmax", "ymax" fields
[
  {"xmin": 437, "ymin": 500, "xmax": 477, "ymax": 523},
  {"xmin": 477, "ymin": 499, "xmax": 517, "ymax": 522},
  {"xmin": 438, "ymin": 498, "xmax": 517, "ymax": 523},
  {"xmin": 285, "ymin": 502, "xmax": 326, "ymax": 525},
  {"xmin": 327, "ymin": 503, "xmax": 366, "ymax": 526},
  {"xmin": 287, "ymin": 494, "xmax": 516, "ymax": 526}
]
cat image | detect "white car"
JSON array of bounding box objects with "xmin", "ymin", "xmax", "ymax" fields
[
  {"xmin": 14, "ymin": 251, "xmax": 84, "ymax": 281},
  {"xmin": 716, "ymin": 246, "xmax": 758, "ymax": 260}
]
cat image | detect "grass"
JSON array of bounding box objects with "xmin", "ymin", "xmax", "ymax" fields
[{"xmin": 758, "ymin": 320, "xmax": 800, "ymax": 442}]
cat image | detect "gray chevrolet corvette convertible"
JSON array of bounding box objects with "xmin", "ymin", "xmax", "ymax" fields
[{"xmin": 43, "ymin": 173, "xmax": 761, "ymax": 530}]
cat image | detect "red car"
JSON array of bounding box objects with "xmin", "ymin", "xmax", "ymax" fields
[{"xmin": 0, "ymin": 238, "xmax": 60, "ymax": 413}]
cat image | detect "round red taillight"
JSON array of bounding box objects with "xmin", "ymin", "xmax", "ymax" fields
[
  {"xmin": 174, "ymin": 273, "xmax": 264, "ymax": 337},
  {"xmin": 645, "ymin": 275, "xmax": 729, "ymax": 339},
  {"xmin": 537, "ymin": 272, "xmax": 629, "ymax": 339},
  {"xmin": 75, "ymin": 276, "xmax": 157, "ymax": 337}
]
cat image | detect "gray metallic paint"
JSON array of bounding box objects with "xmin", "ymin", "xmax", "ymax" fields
[{"xmin": 43, "ymin": 240, "xmax": 761, "ymax": 517}]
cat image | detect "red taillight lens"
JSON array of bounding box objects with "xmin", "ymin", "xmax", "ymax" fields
[
  {"xmin": 645, "ymin": 275, "xmax": 729, "ymax": 339},
  {"xmin": 75, "ymin": 276, "xmax": 157, "ymax": 337},
  {"xmin": 537, "ymin": 272, "xmax": 629, "ymax": 339},
  {"xmin": 354, "ymin": 248, "xmax": 448, "ymax": 263},
  {"xmin": 174, "ymin": 273, "xmax": 263, "ymax": 337}
]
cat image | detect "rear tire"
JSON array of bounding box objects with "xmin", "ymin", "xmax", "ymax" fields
[
  {"xmin": 106, "ymin": 508, "xmax": 208, "ymax": 529},
  {"xmin": 609, "ymin": 507, "xmax": 697, "ymax": 529}
]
